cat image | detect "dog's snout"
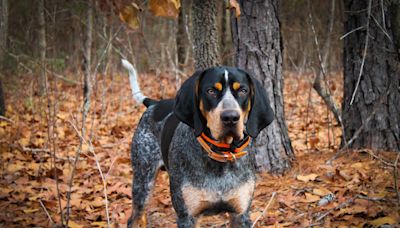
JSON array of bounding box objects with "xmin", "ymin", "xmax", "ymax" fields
[{"xmin": 221, "ymin": 110, "xmax": 240, "ymax": 125}]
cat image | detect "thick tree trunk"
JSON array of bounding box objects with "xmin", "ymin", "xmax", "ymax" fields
[
  {"xmin": 342, "ymin": 0, "xmax": 400, "ymax": 151},
  {"xmin": 232, "ymin": 0, "xmax": 294, "ymax": 173},
  {"xmin": 191, "ymin": 0, "xmax": 220, "ymax": 70},
  {"xmin": 391, "ymin": 1, "xmax": 400, "ymax": 57},
  {"xmin": 38, "ymin": 0, "xmax": 46, "ymax": 95}
]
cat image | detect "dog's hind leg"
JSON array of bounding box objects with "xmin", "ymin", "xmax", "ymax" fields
[
  {"xmin": 230, "ymin": 212, "xmax": 252, "ymax": 228},
  {"xmin": 128, "ymin": 126, "xmax": 162, "ymax": 228},
  {"xmin": 128, "ymin": 162, "xmax": 160, "ymax": 227}
]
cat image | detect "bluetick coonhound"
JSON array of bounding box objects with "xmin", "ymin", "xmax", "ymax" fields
[{"xmin": 121, "ymin": 59, "xmax": 274, "ymax": 228}]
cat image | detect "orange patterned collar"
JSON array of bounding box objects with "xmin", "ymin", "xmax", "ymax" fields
[{"xmin": 196, "ymin": 132, "xmax": 251, "ymax": 163}]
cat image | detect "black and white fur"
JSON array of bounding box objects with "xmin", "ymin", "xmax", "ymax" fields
[{"xmin": 122, "ymin": 59, "xmax": 274, "ymax": 227}]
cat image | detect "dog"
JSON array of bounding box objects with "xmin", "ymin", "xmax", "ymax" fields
[{"xmin": 121, "ymin": 59, "xmax": 274, "ymax": 227}]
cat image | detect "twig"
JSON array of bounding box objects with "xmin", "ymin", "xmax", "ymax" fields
[
  {"xmin": 326, "ymin": 109, "xmax": 376, "ymax": 164},
  {"xmin": 251, "ymin": 192, "xmax": 276, "ymax": 228},
  {"xmin": 315, "ymin": 197, "xmax": 355, "ymax": 222},
  {"xmin": 65, "ymin": 1, "xmax": 94, "ymax": 225},
  {"xmin": 39, "ymin": 199, "xmax": 54, "ymax": 225},
  {"xmin": 350, "ymin": 0, "xmax": 372, "ymax": 105},
  {"xmin": 67, "ymin": 120, "xmax": 110, "ymax": 227},
  {"xmin": 0, "ymin": 115, "xmax": 13, "ymax": 123},
  {"xmin": 22, "ymin": 147, "xmax": 51, "ymax": 153},
  {"xmin": 308, "ymin": 0, "xmax": 346, "ymax": 146},
  {"xmin": 340, "ymin": 26, "xmax": 365, "ymax": 40},
  {"xmin": 357, "ymin": 149, "xmax": 393, "ymax": 167}
]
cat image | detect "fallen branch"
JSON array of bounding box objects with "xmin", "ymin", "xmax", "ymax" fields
[
  {"xmin": 0, "ymin": 115, "xmax": 13, "ymax": 123},
  {"xmin": 307, "ymin": 0, "xmax": 346, "ymax": 147},
  {"xmin": 315, "ymin": 197, "xmax": 355, "ymax": 222},
  {"xmin": 22, "ymin": 147, "xmax": 51, "ymax": 153},
  {"xmin": 251, "ymin": 192, "xmax": 276, "ymax": 228},
  {"xmin": 39, "ymin": 199, "xmax": 54, "ymax": 225}
]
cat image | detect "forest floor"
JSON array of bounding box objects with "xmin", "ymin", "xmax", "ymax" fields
[{"xmin": 0, "ymin": 71, "xmax": 399, "ymax": 227}]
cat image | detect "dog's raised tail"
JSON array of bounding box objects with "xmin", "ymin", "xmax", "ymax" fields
[{"xmin": 121, "ymin": 59, "xmax": 157, "ymax": 107}]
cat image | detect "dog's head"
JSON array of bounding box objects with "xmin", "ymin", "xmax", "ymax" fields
[{"xmin": 174, "ymin": 66, "xmax": 274, "ymax": 143}]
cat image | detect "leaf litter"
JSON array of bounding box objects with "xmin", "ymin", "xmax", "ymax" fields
[{"xmin": 0, "ymin": 72, "xmax": 399, "ymax": 227}]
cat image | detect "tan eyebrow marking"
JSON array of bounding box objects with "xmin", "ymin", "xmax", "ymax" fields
[
  {"xmin": 232, "ymin": 82, "xmax": 241, "ymax": 91},
  {"xmin": 214, "ymin": 82, "xmax": 223, "ymax": 91}
]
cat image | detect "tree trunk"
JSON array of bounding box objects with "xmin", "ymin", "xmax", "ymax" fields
[
  {"xmin": 176, "ymin": 2, "xmax": 187, "ymax": 72},
  {"xmin": 391, "ymin": 1, "xmax": 400, "ymax": 57},
  {"xmin": 220, "ymin": 2, "xmax": 233, "ymax": 66},
  {"xmin": 38, "ymin": 0, "xmax": 46, "ymax": 95},
  {"xmin": 191, "ymin": 0, "xmax": 220, "ymax": 70},
  {"xmin": 0, "ymin": 0, "xmax": 8, "ymax": 70},
  {"xmin": 83, "ymin": 0, "xmax": 93, "ymax": 113},
  {"xmin": 232, "ymin": 0, "xmax": 294, "ymax": 173},
  {"xmin": 342, "ymin": 0, "xmax": 400, "ymax": 151},
  {"xmin": 0, "ymin": 0, "xmax": 8, "ymax": 116}
]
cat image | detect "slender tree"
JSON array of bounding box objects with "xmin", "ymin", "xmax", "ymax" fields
[
  {"xmin": 232, "ymin": 0, "xmax": 294, "ymax": 173},
  {"xmin": 342, "ymin": 0, "xmax": 400, "ymax": 151},
  {"xmin": 38, "ymin": 0, "xmax": 46, "ymax": 95}
]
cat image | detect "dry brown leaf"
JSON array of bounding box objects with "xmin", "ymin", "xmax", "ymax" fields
[
  {"xmin": 229, "ymin": 0, "xmax": 241, "ymax": 17},
  {"xmin": 119, "ymin": 3, "xmax": 141, "ymax": 30},
  {"xmin": 369, "ymin": 216, "xmax": 397, "ymax": 226},
  {"xmin": 296, "ymin": 173, "xmax": 318, "ymax": 182},
  {"xmin": 313, "ymin": 187, "xmax": 332, "ymax": 196},
  {"xmin": 302, "ymin": 192, "xmax": 320, "ymax": 203},
  {"xmin": 149, "ymin": 0, "xmax": 180, "ymax": 18}
]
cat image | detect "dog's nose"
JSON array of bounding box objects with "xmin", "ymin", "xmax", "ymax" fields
[{"xmin": 221, "ymin": 110, "xmax": 240, "ymax": 125}]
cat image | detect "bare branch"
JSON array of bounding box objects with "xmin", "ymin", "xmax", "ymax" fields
[
  {"xmin": 251, "ymin": 192, "xmax": 276, "ymax": 228},
  {"xmin": 350, "ymin": 0, "xmax": 372, "ymax": 105}
]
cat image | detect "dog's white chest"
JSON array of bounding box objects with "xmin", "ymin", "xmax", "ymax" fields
[{"xmin": 181, "ymin": 179, "xmax": 255, "ymax": 216}]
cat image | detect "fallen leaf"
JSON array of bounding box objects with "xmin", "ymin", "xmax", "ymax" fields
[
  {"xmin": 119, "ymin": 3, "xmax": 141, "ymax": 30},
  {"xmin": 296, "ymin": 174, "xmax": 318, "ymax": 182},
  {"xmin": 229, "ymin": 0, "xmax": 241, "ymax": 17},
  {"xmin": 149, "ymin": 0, "xmax": 180, "ymax": 18},
  {"xmin": 369, "ymin": 216, "xmax": 397, "ymax": 226}
]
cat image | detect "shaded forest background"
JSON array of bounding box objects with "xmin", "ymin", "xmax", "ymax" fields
[
  {"xmin": 0, "ymin": 0, "xmax": 399, "ymax": 227},
  {"xmin": 0, "ymin": 0, "xmax": 342, "ymax": 79}
]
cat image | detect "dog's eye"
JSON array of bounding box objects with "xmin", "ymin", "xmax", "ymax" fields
[
  {"xmin": 239, "ymin": 88, "xmax": 248, "ymax": 96},
  {"xmin": 207, "ymin": 88, "xmax": 216, "ymax": 95}
]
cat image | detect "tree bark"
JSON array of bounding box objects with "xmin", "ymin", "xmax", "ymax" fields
[
  {"xmin": 0, "ymin": 0, "xmax": 8, "ymax": 71},
  {"xmin": 342, "ymin": 0, "xmax": 400, "ymax": 151},
  {"xmin": 38, "ymin": 0, "xmax": 46, "ymax": 95},
  {"xmin": 191, "ymin": 0, "xmax": 220, "ymax": 70},
  {"xmin": 0, "ymin": 0, "xmax": 8, "ymax": 116},
  {"xmin": 176, "ymin": 2, "xmax": 187, "ymax": 72},
  {"xmin": 83, "ymin": 0, "xmax": 93, "ymax": 113},
  {"xmin": 391, "ymin": 1, "xmax": 400, "ymax": 57},
  {"xmin": 232, "ymin": 0, "xmax": 294, "ymax": 173}
]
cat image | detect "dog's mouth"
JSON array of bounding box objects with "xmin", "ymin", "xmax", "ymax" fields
[{"xmin": 220, "ymin": 128, "xmax": 244, "ymax": 144}]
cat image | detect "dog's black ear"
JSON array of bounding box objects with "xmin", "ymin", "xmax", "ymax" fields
[
  {"xmin": 174, "ymin": 70, "xmax": 205, "ymax": 136},
  {"xmin": 241, "ymin": 70, "xmax": 275, "ymax": 138}
]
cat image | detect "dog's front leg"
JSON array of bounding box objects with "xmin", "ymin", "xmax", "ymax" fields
[{"xmin": 177, "ymin": 214, "xmax": 196, "ymax": 228}]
